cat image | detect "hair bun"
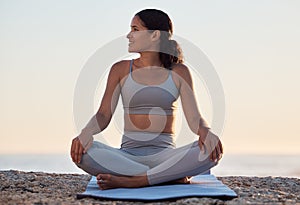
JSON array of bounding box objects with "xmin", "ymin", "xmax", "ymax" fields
[{"xmin": 168, "ymin": 39, "xmax": 180, "ymax": 57}]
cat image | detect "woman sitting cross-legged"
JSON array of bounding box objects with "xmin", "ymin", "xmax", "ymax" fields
[{"xmin": 70, "ymin": 8, "xmax": 223, "ymax": 190}]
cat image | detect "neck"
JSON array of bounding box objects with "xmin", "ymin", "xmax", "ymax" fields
[{"xmin": 138, "ymin": 52, "xmax": 162, "ymax": 67}]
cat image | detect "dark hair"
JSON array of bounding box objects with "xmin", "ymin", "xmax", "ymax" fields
[{"xmin": 135, "ymin": 9, "xmax": 184, "ymax": 69}]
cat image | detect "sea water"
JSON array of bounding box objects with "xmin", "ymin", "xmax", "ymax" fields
[{"xmin": 0, "ymin": 154, "xmax": 299, "ymax": 178}]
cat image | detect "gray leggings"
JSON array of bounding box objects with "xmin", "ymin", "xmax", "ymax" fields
[{"xmin": 77, "ymin": 138, "xmax": 218, "ymax": 185}]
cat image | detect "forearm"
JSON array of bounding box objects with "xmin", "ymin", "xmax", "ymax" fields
[
  {"xmin": 78, "ymin": 112, "xmax": 111, "ymax": 150},
  {"xmin": 187, "ymin": 115, "xmax": 210, "ymax": 136}
]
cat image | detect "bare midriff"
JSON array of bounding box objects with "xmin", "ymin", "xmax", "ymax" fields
[{"xmin": 124, "ymin": 114, "xmax": 175, "ymax": 134}]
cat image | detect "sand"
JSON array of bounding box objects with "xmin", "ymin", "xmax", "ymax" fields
[{"xmin": 0, "ymin": 170, "xmax": 299, "ymax": 205}]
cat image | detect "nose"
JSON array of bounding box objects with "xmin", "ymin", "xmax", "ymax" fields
[{"xmin": 126, "ymin": 31, "xmax": 132, "ymax": 39}]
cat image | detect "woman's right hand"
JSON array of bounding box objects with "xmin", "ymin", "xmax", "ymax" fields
[{"xmin": 70, "ymin": 137, "xmax": 85, "ymax": 164}]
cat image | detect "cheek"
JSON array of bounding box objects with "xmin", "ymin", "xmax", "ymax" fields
[
  {"xmin": 129, "ymin": 32, "xmax": 153, "ymax": 52},
  {"xmin": 137, "ymin": 37, "xmax": 152, "ymax": 48},
  {"xmin": 134, "ymin": 32, "xmax": 151, "ymax": 42}
]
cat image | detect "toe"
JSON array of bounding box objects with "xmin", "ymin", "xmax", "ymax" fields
[
  {"xmin": 100, "ymin": 173, "xmax": 112, "ymax": 180},
  {"xmin": 96, "ymin": 173, "xmax": 103, "ymax": 180}
]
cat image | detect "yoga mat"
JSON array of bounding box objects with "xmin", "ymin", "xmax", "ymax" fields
[{"xmin": 77, "ymin": 175, "xmax": 237, "ymax": 201}]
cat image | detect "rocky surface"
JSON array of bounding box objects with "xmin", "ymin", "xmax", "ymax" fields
[{"xmin": 1, "ymin": 170, "xmax": 300, "ymax": 205}]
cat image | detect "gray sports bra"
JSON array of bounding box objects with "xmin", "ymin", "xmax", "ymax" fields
[{"xmin": 121, "ymin": 59, "xmax": 179, "ymax": 116}]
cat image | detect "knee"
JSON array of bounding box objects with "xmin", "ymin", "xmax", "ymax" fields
[
  {"xmin": 74, "ymin": 142, "xmax": 106, "ymax": 176},
  {"xmin": 77, "ymin": 141, "xmax": 107, "ymax": 162},
  {"xmin": 74, "ymin": 152, "xmax": 89, "ymax": 169},
  {"xmin": 75, "ymin": 142, "xmax": 119, "ymax": 176},
  {"xmin": 197, "ymin": 151, "xmax": 219, "ymax": 169},
  {"xmin": 206, "ymin": 156, "xmax": 220, "ymax": 171},
  {"xmin": 75, "ymin": 152, "xmax": 100, "ymax": 176}
]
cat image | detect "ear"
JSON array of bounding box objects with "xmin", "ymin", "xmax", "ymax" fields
[{"xmin": 151, "ymin": 30, "xmax": 161, "ymax": 42}]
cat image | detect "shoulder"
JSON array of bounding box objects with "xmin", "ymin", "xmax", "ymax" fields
[
  {"xmin": 171, "ymin": 63, "xmax": 192, "ymax": 84},
  {"xmin": 172, "ymin": 63, "xmax": 189, "ymax": 74},
  {"xmin": 110, "ymin": 60, "xmax": 130, "ymax": 73},
  {"xmin": 108, "ymin": 60, "xmax": 131, "ymax": 79}
]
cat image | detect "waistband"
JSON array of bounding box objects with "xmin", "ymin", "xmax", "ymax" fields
[{"xmin": 121, "ymin": 131, "xmax": 175, "ymax": 155}]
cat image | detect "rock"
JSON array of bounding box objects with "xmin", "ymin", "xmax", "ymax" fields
[{"xmin": 0, "ymin": 170, "xmax": 300, "ymax": 204}]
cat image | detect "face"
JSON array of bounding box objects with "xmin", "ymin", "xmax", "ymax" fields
[{"xmin": 126, "ymin": 15, "xmax": 159, "ymax": 53}]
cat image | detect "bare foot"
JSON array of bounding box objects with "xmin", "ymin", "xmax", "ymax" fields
[
  {"xmin": 160, "ymin": 176, "xmax": 191, "ymax": 185},
  {"xmin": 96, "ymin": 174, "xmax": 149, "ymax": 190},
  {"xmin": 174, "ymin": 176, "xmax": 191, "ymax": 184}
]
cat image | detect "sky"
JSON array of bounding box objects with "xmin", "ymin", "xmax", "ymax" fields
[{"xmin": 1, "ymin": 0, "xmax": 300, "ymax": 155}]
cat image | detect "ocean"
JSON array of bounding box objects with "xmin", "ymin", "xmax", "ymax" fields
[{"xmin": 1, "ymin": 154, "xmax": 300, "ymax": 178}]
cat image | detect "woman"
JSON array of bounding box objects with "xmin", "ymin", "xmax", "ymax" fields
[{"xmin": 71, "ymin": 8, "xmax": 223, "ymax": 190}]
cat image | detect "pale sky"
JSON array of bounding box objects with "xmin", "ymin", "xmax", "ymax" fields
[{"xmin": 1, "ymin": 0, "xmax": 300, "ymax": 154}]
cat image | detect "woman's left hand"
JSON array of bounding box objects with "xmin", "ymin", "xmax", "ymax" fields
[{"xmin": 198, "ymin": 129, "xmax": 223, "ymax": 162}]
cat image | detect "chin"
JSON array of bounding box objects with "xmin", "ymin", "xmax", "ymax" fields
[{"xmin": 128, "ymin": 48, "xmax": 138, "ymax": 53}]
